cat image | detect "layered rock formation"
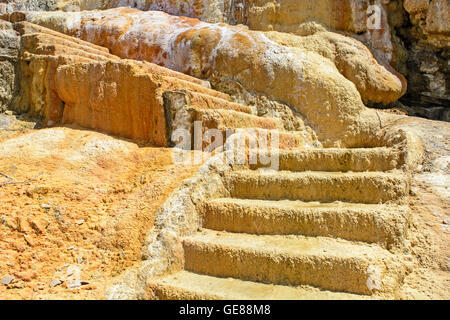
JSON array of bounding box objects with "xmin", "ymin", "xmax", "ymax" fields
[
  {"xmin": 1, "ymin": 19, "xmax": 315, "ymax": 148},
  {"xmin": 3, "ymin": 20, "xmax": 245, "ymax": 146},
  {"xmin": 0, "ymin": 21, "xmax": 18, "ymax": 112},
  {"xmin": 34, "ymin": 0, "xmax": 448, "ymax": 120},
  {"xmin": 11, "ymin": 8, "xmax": 410, "ymax": 146},
  {"xmin": 0, "ymin": 0, "xmax": 56, "ymax": 13},
  {"xmin": 401, "ymin": 0, "xmax": 449, "ymax": 120},
  {"xmin": 0, "ymin": 2, "xmax": 448, "ymax": 302}
]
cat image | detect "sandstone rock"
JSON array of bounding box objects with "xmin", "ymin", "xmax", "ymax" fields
[
  {"xmin": 404, "ymin": 0, "xmax": 449, "ymax": 39},
  {"xmin": 0, "ymin": 275, "xmax": 14, "ymax": 285},
  {"xmin": 49, "ymin": 279, "xmax": 62, "ymax": 287},
  {"xmin": 47, "ymin": 2, "xmax": 447, "ymax": 120},
  {"xmin": 4, "ymin": 20, "xmax": 287, "ymax": 148},
  {"xmin": 264, "ymin": 26, "xmax": 407, "ymax": 105},
  {"xmin": 0, "ymin": 21, "xmax": 19, "ymax": 112},
  {"xmin": 400, "ymin": 1, "xmax": 449, "ymax": 116},
  {"xmin": 0, "ymin": 0, "xmax": 56, "ymax": 13},
  {"xmin": 3, "ymin": 21, "xmax": 210, "ymax": 145},
  {"xmin": 21, "ymin": 8, "xmax": 402, "ymax": 147}
]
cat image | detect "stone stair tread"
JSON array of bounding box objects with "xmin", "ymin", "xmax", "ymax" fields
[
  {"xmin": 200, "ymin": 198, "xmax": 409, "ymax": 247},
  {"xmin": 230, "ymin": 170, "xmax": 404, "ymax": 177},
  {"xmin": 184, "ymin": 229, "xmax": 390, "ymax": 259},
  {"xmin": 193, "ymin": 108, "xmax": 282, "ymax": 130},
  {"xmin": 149, "ymin": 271, "xmax": 369, "ymax": 300},
  {"xmin": 205, "ymin": 197, "xmax": 404, "ymax": 210},
  {"xmin": 251, "ymin": 147, "xmax": 401, "ymax": 172}
]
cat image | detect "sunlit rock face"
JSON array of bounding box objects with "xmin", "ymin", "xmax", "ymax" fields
[
  {"xmin": 44, "ymin": 0, "xmax": 448, "ymax": 121},
  {"xmin": 50, "ymin": 1, "xmax": 396, "ymax": 66},
  {"xmin": 16, "ymin": 7, "xmax": 405, "ymax": 147},
  {"xmin": 8, "ymin": 20, "xmax": 225, "ymax": 146},
  {"xmin": 0, "ymin": 0, "xmax": 56, "ymax": 13},
  {"xmin": 0, "ymin": 21, "xmax": 19, "ymax": 112}
]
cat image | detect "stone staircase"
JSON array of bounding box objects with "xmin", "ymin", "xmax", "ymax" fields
[
  {"xmin": 2, "ymin": 19, "xmax": 415, "ymax": 300},
  {"xmin": 148, "ymin": 147, "xmax": 411, "ymax": 299}
]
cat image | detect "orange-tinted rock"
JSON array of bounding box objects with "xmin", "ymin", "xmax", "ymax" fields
[
  {"xmin": 22, "ymin": 8, "xmax": 399, "ymax": 147},
  {"xmin": 11, "ymin": 21, "xmax": 254, "ymax": 146}
]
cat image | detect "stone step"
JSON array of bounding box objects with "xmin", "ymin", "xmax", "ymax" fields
[
  {"xmin": 200, "ymin": 198, "xmax": 410, "ymax": 249},
  {"xmin": 224, "ymin": 170, "xmax": 409, "ymax": 204},
  {"xmin": 249, "ymin": 148, "xmax": 402, "ymax": 172},
  {"xmin": 148, "ymin": 271, "xmax": 369, "ymax": 300},
  {"xmin": 20, "ymin": 33, "xmax": 114, "ymax": 63},
  {"xmin": 14, "ymin": 21, "xmax": 110, "ymax": 53},
  {"xmin": 192, "ymin": 108, "xmax": 282, "ymax": 131},
  {"xmin": 164, "ymin": 90, "xmax": 252, "ymax": 114},
  {"xmin": 183, "ymin": 230, "xmax": 402, "ymax": 295}
]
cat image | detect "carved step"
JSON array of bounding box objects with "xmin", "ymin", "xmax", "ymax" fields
[
  {"xmin": 200, "ymin": 198, "xmax": 410, "ymax": 249},
  {"xmin": 182, "ymin": 230, "xmax": 403, "ymax": 295},
  {"xmin": 224, "ymin": 170, "xmax": 410, "ymax": 204}
]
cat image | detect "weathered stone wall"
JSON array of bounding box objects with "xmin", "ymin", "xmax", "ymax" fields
[
  {"xmin": 399, "ymin": 0, "xmax": 449, "ymax": 121},
  {"xmin": 16, "ymin": 8, "xmax": 410, "ymax": 147},
  {"xmin": 40, "ymin": 0, "xmax": 448, "ymax": 120},
  {"xmin": 0, "ymin": 21, "xmax": 19, "ymax": 112},
  {"xmin": 0, "ymin": 0, "xmax": 56, "ymax": 13},
  {"xmin": 4, "ymin": 21, "xmax": 234, "ymax": 146}
]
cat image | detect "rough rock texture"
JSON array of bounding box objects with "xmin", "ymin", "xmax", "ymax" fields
[
  {"xmin": 399, "ymin": 0, "xmax": 449, "ymax": 119},
  {"xmin": 17, "ymin": 8, "xmax": 410, "ymax": 147},
  {"xmin": 0, "ymin": 0, "xmax": 56, "ymax": 13},
  {"xmin": 0, "ymin": 21, "xmax": 19, "ymax": 112},
  {"xmin": 0, "ymin": 124, "xmax": 199, "ymax": 299},
  {"xmin": 106, "ymin": 114, "xmax": 448, "ymax": 300},
  {"xmin": 8, "ymin": 21, "xmax": 250, "ymax": 146},
  {"xmin": 380, "ymin": 115, "xmax": 450, "ymax": 299},
  {"xmin": 264, "ymin": 25, "xmax": 407, "ymax": 106},
  {"xmin": 46, "ymin": 0, "xmax": 448, "ymax": 120},
  {"xmin": 0, "ymin": 1, "xmax": 447, "ymax": 301}
]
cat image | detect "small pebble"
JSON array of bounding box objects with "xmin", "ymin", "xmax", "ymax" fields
[
  {"xmin": 76, "ymin": 219, "xmax": 85, "ymax": 225},
  {"xmin": 41, "ymin": 203, "xmax": 51, "ymax": 209},
  {"xmin": 49, "ymin": 279, "xmax": 62, "ymax": 288},
  {"xmin": 1, "ymin": 275, "xmax": 14, "ymax": 285}
]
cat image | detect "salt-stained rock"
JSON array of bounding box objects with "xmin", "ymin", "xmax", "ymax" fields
[
  {"xmin": 0, "ymin": 21, "xmax": 19, "ymax": 112},
  {"xmin": 10, "ymin": 21, "xmax": 231, "ymax": 145},
  {"xmin": 44, "ymin": 1, "xmax": 406, "ymax": 99},
  {"xmin": 401, "ymin": 0, "xmax": 449, "ymax": 115},
  {"xmin": 21, "ymin": 8, "xmax": 400, "ymax": 147},
  {"xmin": 264, "ymin": 24, "xmax": 407, "ymax": 106},
  {"xmin": 21, "ymin": 0, "xmax": 447, "ymax": 120}
]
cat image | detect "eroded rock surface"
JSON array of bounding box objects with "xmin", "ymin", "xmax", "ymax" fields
[
  {"xmin": 14, "ymin": 8, "xmax": 411, "ymax": 146},
  {"xmin": 42, "ymin": 0, "xmax": 448, "ymax": 120},
  {"xmin": 0, "ymin": 1, "xmax": 448, "ymax": 301},
  {"xmin": 0, "ymin": 126, "xmax": 199, "ymax": 299},
  {"xmin": 6, "ymin": 21, "xmax": 260, "ymax": 146},
  {"xmin": 0, "ymin": 21, "xmax": 19, "ymax": 112},
  {"xmin": 400, "ymin": 0, "xmax": 449, "ymax": 118}
]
